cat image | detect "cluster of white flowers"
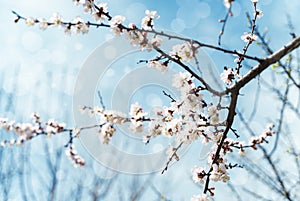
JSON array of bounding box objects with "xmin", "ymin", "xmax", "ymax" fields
[
  {"xmin": 170, "ymin": 42, "xmax": 196, "ymax": 62},
  {"xmin": 190, "ymin": 194, "xmax": 210, "ymax": 201},
  {"xmin": 93, "ymin": 2, "xmax": 109, "ymax": 21},
  {"xmin": 147, "ymin": 60, "xmax": 168, "ymax": 72},
  {"xmin": 124, "ymin": 23, "xmax": 163, "ymax": 51},
  {"xmin": 141, "ymin": 10, "xmax": 159, "ymax": 30},
  {"xmin": 172, "ymin": 72, "xmax": 195, "ymax": 93},
  {"xmin": 12, "ymin": 1, "xmax": 277, "ymax": 199},
  {"xmin": 109, "ymin": 15, "xmax": 125, "ymax": 28},
  {"xmin": 45, "ymin": 119, "xmax": 66, "ymax": 135},
  {"xmin": 73, "ymin": 0, "xmax": 108, "ymax": 22},
  {"xmin": 0, "ymin": 113, "xmax": 66, "ymax": 147},
  {"xmin": 98, "ymin": 123, "xmax": 116, "ymax": 144},
  {"xmin": 129, "ymin": 102, "xmax": 148, "ymax": 132},
  {"xmin": 220, "ymin": 67, "xmax": 235, "ymax": 85},
  {"xmin": 81, "ymin": 106, "xmax": 128, "ymax": 143},
  {"xmin": 84, "ymin": 106, "xmax": 128, "ymax": 125},
  {"xmin": 211, "ymin": 163, "xmax": 230, "ymax": 182},
  {"xmin": 207, "ymin": 105, "xmax": 219, "ymax": 124},
  {"xmin": 0, "ymin": 113, "xmax": 87, "ymax": 167},
  {"xmin": 65, "ymin": 144, "xmax": 85, "ymax": 167},
  {"xmin": 190, "ymin": 124, "xmax": 275, "ymax": 189},
  {"xmin": 249, "ymin": 123, "xmax": 275, "ymax": 149},
  {"xmin": 239, "ymin": 1, "xmax": 262, "ymax": 43},
  {"xmin": 66, "ymin": 17, "xmax": 89, "ymax": 34},
  {"xmin": 22, "ymin": 13, "xmax": 90, "ymax": 34}
]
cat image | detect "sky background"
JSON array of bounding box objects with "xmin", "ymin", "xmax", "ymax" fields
[{"xmin": 1, "ymin": 0, "xmax": 300, "ymax": 200}]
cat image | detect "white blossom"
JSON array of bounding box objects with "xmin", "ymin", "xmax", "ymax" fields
[
  {"xmin": 223, "ymin": 0, "xmax": 234, "ymax": 8},
  {"xmin": 99, "ymin": 123, "xmax": 116, "ymax": 144},
  {"xmin": 220, "ymin": 67, "xmax": 235, "ymax": 85},
  {"xmin": 109, "ymin": 15, "xmax": 125, "ymax": 28},
  {"xmin": 25, "ymin": 17, "xmax": 35, "ymax": 26},
  {"xmin": 210, "ymin": 163, "xmax": 230, "ymax": 182},
  {"xmin": 255, "ymin": 9, "xmax": 263, "ymax": 18},
  {"xmin": 191, "ymin": 166, "xmax": 206, "ymax": 184},
  {"xmin": 92, "ymin": 2, "xmax": 108, "ymax": 21},
  {"xmin": 171, "ymin": 43, "xmax": 195, "ymax": 62},
  {"xmin": 172, "ymin": 72, "xmax": 194, "ymax": 90},
  {"xmin": 83, "ymin": 1, "xmax": 93, "ymax": 13},
  {"xmin": 129, "ymin": 102, "xmax": 147, "ymax": 119},
  {"xmin": 65, "ymin": 144, "xmax": 85, "ymax": 167},
  {"xmin": 110, "ymin": 27, "xmax": 123, "ymax": 36},
  {"xmin": 125, "ymin": 29, "xmax": 147, "ymax": 49},
  {"xmin": 130, "ymin": 120, "xmax": 144, "ymax": 133},
  {"xmin": 39, "ymin": 18, "xmax": 48, "ymax": 30},
  {"xmin": 150, "ymin": 37, "xmax": 163, "ymax": 47},
  {"xmin": 191, "ymin": 194, "xmax": 210, "ymax": 201},
  {"xmin": 71, "ymin": 17, "xmax": 89, "ymax": 34},
  {"xmin": 147, "ymin": 60, "xmax": 168, "ymax": 72},
  {"xmin": 141, "ymin": 10, "xmax": 159, "ymax": 30},
  {"xmin": 50, "ymin": 13, "xmax": 62, "ymax": 26},
  {"xmin": 207, "ymin": 105, "xmax": 218, "ymax": 117},
  {"xmin": 241, "ymin": 32, "xmax": 258, "ymax": 42},
  {"xmin": 148, "ymin": 121, "xmax": 163, "ymax": 136}
]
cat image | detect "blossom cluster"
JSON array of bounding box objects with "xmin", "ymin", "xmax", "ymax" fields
[
  {"xmin": 221, "ymin": 124, "xmax": 276, "ymax": 154},
  {"xmin": 248, "ymin": 123, "xmax": 275, "ymax": 149},
  {"xmin": 0, "ymin": 113, "xmax": 65, "ymax": 147},
  {"xmin": 81, "ymin": 106, "xmax": 128, "ymax": 144},
  {"xmin": 10, "ymin": 0, "xmax": 276, "ymax": 200},
  {"xmin": 191, "ymin": 194, "xmax": 210, "ymax": 201},
  {"xmin": 220, "ymin": 67, "xmax": 235, "ymax": 85},
  {"xmin": 219, "ymin": 0, "xmax": 263, "ymax": 85},
  {"xmin": 65, "ymin": 144, "xmax": 86, "ymax": 167},
  {"xmin": 0, "ymin": 113, "xmax": 87, "ymax": 167},
  {"xmin": 20, "ymin": 12, "xmax": 90, "ymax": 34},
  {"xmin": 171, "ymin": 42, "xmax": 196, "ymax": 62}
]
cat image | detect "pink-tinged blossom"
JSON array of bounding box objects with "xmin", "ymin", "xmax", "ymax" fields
[
  {"xmin": 241, "ymin": 32, "xmax": 258, "ymax": 42},
  {"xmin": 220, "ymin": 67, "xmax": 235, "ymax": 85},
  {"xmin": 82, "ymin": 2, "xmax": 93, "ymax": 13}
]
